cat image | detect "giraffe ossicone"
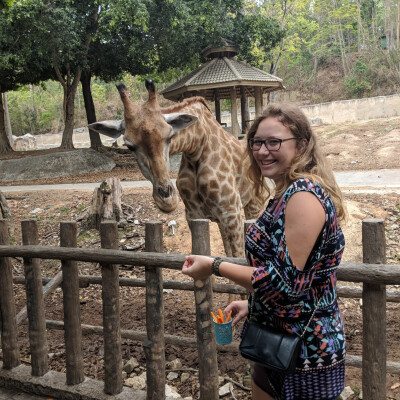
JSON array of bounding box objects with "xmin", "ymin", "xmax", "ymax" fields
[{"xmin": 89, "ymin": 79, "xmax": 264, "ymax": 259}]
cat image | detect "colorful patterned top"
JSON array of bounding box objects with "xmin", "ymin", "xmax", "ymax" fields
[{"xmin": 245, "ymin": 177, "xmax": 346, "ymax": 400}]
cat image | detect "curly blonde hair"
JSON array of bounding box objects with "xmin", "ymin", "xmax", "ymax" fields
[{"xmin": 243, "ymin": 103, "xmax": 346, "ymax": 221}]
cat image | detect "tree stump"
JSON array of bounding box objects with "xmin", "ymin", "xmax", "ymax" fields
[
  {"xmin": 85, "ymin": 178, "xmax": 124, "ymax": 230},
  {"xmin": 0, "ymin": 190, "xmax": 14, "ymax": 236}
]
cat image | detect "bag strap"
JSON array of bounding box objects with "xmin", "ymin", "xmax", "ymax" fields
[{"xmin": 247, "ymin": 292, "xmax": 323, "ymax": 338}]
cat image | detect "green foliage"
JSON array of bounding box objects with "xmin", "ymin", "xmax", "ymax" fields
[
  {"xmin": 0, "ymin": 0, "xmax": 12, "ymax": 10},
  {"xmin": 343, "ymin": 58, "xmax": 372, "ymax": 97},
  {"xmin": 7, "ymin": 81, "xmax": 63, "ymax": 135},
  {"xmin": 236, "ymin": 11, "xmax": 284, "ymax": 68}
]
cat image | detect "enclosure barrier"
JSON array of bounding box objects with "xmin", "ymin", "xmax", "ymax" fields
[{"xmin": 0, "ymin": 218, "xmax": 399, "ymax": 400}]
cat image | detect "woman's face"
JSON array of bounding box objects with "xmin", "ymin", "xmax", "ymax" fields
[{"xmin": 251, "ymin": 117, "xmax": 299, "ymax": 184}]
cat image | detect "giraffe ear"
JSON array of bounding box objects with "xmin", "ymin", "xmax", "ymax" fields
[
  {"xmin": 88, "ymin": 120, "xmax": 126, "ymax": 138},
  {"xmin": 163, "ymin": 113, "xmax": 197, "ymax": 132}
]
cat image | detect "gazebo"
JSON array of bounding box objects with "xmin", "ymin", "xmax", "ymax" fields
[{"xmin": 160, "ymin": 42, "xmax": 285, "ymax": 137}]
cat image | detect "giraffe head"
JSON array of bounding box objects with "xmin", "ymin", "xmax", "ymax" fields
[{"xmin": 89, "ymin": 79, "xmax": 197, "ymax": 213}]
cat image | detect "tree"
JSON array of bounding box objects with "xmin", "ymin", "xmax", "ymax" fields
[
  {"xmin": 44, "ymin": 1, "xmax": 99, "ymax": 149},
  {"xmin": 0, "ymin": 3, "xmax": 53, "ymax": 153},
  {"xmin": 82, "ymin": 0, "xmax": 151, "ymax": 149},
  {"xmin": 3, "ymin": 0, "xmax": 284, "ymax": 152}
]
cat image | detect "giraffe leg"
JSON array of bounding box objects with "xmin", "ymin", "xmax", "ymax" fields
[{"xmin": 217, "ymin": 216, "xmax": 246, "ymax": 304}]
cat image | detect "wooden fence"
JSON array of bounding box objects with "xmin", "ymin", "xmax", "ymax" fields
[{"xmin": 0, "ymin": 217, "xmax": 399, "ymax": 400}]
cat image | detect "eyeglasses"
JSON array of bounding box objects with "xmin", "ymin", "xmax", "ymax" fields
[{"xmin": 248, "ymin": 137, "xmax": 298, "ymax": 151}]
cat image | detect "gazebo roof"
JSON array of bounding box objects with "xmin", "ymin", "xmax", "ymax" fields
[{"xmin": 161, "ymin": 56, "xmax": 285, "ymax": 102}]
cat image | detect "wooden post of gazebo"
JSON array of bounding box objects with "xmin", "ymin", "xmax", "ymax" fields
[
  {"xmin": 255, "ymin": 87, "xmax": 263, "ymax": 118},
  {"xmin": 240, "ymin": 87, "xmax": 250, "ymax": 135},
  {"xmin": 230, "ymin": 87, "xmax": 240, "ymax": 138},
  {"xmin": 214, "ymin": 90, "xmax": 221, "ymax": 125}
]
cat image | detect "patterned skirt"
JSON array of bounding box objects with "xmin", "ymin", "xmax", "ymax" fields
[{"xmin": 252, "ymin": 357, "xmax": 345, "ymax": 400}]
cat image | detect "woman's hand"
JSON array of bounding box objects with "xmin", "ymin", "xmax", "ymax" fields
[
  {"xmin": 181, "ymin": 255, "xmax": 213, "ymax": 280},
  {"xmin": 224, "ymin": 300, "xmax": 248, "ymax": 327}
]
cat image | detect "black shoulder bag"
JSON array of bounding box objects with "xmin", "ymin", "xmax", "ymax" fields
[{"xmin": 239, "ymin": 294, "xmax": 322, "ymax": 373}]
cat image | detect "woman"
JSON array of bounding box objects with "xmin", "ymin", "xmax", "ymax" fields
[{"xmin": 182, "ymin": 104, "xmax": 346, "ymax": 400}]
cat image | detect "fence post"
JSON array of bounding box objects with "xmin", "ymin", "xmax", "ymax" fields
[
  {"xmin": 144, "ymin": 221, "xmax": 166, "ymax": 400},
  {"xmin": 0, "ymin": 219, "xmax": 20, "ymax": 369},
  {"xmin": 190, "ymin": 219, "xmax": 219, "ymax": 400},
  {"xmin": 362, "ymin": 218, "xmax": 387, "ymax": 400},
  {"xmin": 60, "ymin": 221, "xmax": 84, "ymax": 385},
  {"xmin": 100, "ymin": 221, "xmax": 123, "ymax": 395},
  {"xmin": 21, "ymin": 219, "xmax": 48, "ymax": 377}
]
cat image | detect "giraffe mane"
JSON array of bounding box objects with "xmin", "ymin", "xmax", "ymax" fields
[{"xmin": 161, "ymin": 97, "xmax": 212, "ymax": 115}]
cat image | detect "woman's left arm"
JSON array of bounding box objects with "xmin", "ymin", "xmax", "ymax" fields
[
  {"xmin": 285, "ymin": 191, "xmax": 326, "ymax": 271},
  {"xmin": 182, "ymin": 255, "xmax": 254, "ymax": 290}
]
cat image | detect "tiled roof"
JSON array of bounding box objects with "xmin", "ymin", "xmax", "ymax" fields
[{"xmin": 161, "ymin": 57, "xmax": 284, "ymax": 101}]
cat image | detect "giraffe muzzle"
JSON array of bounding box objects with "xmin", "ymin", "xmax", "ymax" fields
[
  {"xmin": 157, "ymin": 184, "xmax": 174, "ymax": 199},
  {"xmin": 153, "ymin": 183, "xmax": 179, "ymax": 213}
]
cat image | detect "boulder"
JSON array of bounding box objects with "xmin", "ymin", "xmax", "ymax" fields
[{"xmin": 0, "ymin": 149, "xmax": 115, "ymax": 183}]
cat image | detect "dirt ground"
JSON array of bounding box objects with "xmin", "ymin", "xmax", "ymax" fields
[{"xmin": 1, "ymin": 116, "xmax": 400, "ymax": 399}]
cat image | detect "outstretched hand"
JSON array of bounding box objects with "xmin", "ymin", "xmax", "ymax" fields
[
  {"xmin": 182, "ymin": 255, "xmax": 213, "ymax": 281},
  {"xmin": 224, "ymin": 300, "xmax": 248, "ymax": 327}
]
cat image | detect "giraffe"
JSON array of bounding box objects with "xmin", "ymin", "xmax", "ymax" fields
[{"xmin": 89, "ymin": 79, "xmax": 264, "ymax": 265}]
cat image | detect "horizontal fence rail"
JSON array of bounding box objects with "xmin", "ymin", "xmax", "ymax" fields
[
  {"xmin": 1, "ymin": 245, "xmax": 400, "ymax": 285},
  {"xmin": 11, "ymin": 276, "xmax": 400, "ymax": 302},
  {"xmin": 0, "ymin": 218, "xmax": 399, "ymax": 400}
]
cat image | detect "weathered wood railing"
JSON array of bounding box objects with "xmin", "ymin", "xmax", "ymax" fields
[{"xmin": 0, "ymin": 218, "xmax": 399, "ymax": 400}]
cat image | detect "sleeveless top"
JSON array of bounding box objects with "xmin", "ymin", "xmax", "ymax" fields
[{"xmin": 245, "ymin": 177, "xmax": 346, "ymax": 400}]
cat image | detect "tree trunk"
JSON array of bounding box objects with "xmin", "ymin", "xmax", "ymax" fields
[
  {"xmin": 336, "ymin": 25, "xmax": 350, "ymax": 76},
  {"xmin": 0, "ymin": 191, "xmax": 14, "ymax": 236},
  {"xmin": 29, "ymin": 84, "xmax": 38, "ymax": 133},
  {"xmin": 0, "ymin": 90, "xmax": 13, "ymax": 154},
  {"xmin": 3, "ymin": 93, "xmax": 13, "ymax": 146},
  {"xmin": 60, "ymin": 81, "xmax": 78, "ymax": 149},
  {"xmin": 85, "ymin": 178, "xmax": 124, "ymax": 230},
  {"xmin": 397, "ymin": 1, "xmax": 400, "ymax": 48},
  {"xmin": 81, "ymin": 71, "xmax": 103, "ymax": 150}
]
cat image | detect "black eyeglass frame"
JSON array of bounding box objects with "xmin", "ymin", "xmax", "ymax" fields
[{"xmin": 248, "ymin": 137, "xmax": 298, "ymax": 151}]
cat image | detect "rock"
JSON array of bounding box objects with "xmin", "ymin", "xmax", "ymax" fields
[
  {"xmin": 0, "ymin": 148, "xmax": 115, "ymax": 183},
  {"xmin": 125, "ymin": 375, "xmax": 146, "ymax": 390},
  {"xmin": 310, "ymin": 118, "xmax": 323, "ymax": 126},
  {"xmin": 180, "ymin": 372, "xmax": 190, "ymax": 383},
  {"xmin": 243, "ymin": 375, "xmax": 252, "ymax": 388},
  {"xmin": 123, "ymin": 357, "xmax": 139, "ymax": 373},
  {"xmin": 166, "ymin": 358, "xmax": 182, "ymax": 370},
  {"xmin": 12, "ymin": 134, "xmax": 37, "ymax": 151},
  {"xmin": 165, "ymin": 384, "xmax": 182, "ymax": 398},
  {"xmin": 338, "ymin": 386, "xmax": 355, "ymax": 400},
  {"xmin": 219, "ymin": 382, "xmax": 233, "ymax": 397},
  {"xmin": 167, "ymin": 372, "xmax": 179, "ymax": 381}
]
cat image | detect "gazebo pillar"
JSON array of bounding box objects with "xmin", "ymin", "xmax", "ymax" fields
[
  {"xmin": 255, "ymin": 87, "xmax": 263, "ymax": 117},
  {"xmin": 240, "ymin": 87, "xmax": 250, "ymax": 135},
  {"xmin": 214, "ymin": 90, "xmax": 221, "ymax": 124},
  {"xmin": 230, "ymin": 87, "xmax": 240, "ymax": 138}
]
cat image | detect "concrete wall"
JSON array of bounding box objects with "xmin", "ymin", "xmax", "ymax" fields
[
  {"xmin": 220, "ymin": 93, "xmax": 400, "ymax": 126},
  {"xmin": 300, "ymin": 93, "xmax": 400, "ymax": 124}
]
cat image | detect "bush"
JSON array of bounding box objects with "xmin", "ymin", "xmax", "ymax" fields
[{"xmin": 343, "ymin": 58, "xmax": 372, "ymax": 98}]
